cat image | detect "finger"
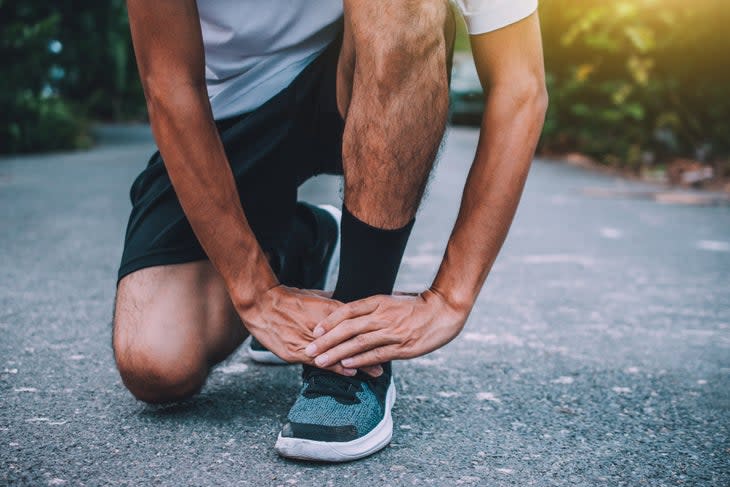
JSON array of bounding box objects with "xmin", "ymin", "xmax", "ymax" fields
[
  {"xmin": 291, "ymin": 346, "xmax": 354, "ymax": 376},
  {"xmin": 339, "ymin": 345, "xmax": 400, "ymax": 369},
  {"xmin": 360, "ymin": 365, "xmax": 384, "ymax": 377},
  {"xmin": 305, "ymin": 316, "xmax": 376, "ymax": 358},
  {"xmin": 313, "ymin": 331, "xmax": 394, "ymax": 368},
  {"xmin": 313, "ymin": 297, "xmax": 382, "ymax": 337},
  {"xmin": 326, "ymin": 364, "xmax": 357, "ymax": 377},
  {"xmin": 312, "ymin": 360, "xmax": 356, "ymax": 377}
]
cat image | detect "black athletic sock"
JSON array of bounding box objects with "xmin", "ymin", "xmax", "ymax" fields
[{"xmin": 332, "ymin": 205, "xmax": 414, "ymax": 303}]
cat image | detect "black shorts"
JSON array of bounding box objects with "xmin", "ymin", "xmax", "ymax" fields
[{"xmin": 118, "ymin": 37, "xmax": 344, "ymax": 283}]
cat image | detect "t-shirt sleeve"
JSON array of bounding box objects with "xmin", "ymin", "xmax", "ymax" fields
[{"xmin": 453, "ymin": 0, "xmax": 538, "ymax": 35}]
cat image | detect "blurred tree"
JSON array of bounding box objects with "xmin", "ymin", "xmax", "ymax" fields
[
  {"xmin": 539, "ymin": 0, "xmax": 730, "ymax": 170},
  {"xmin": 0, "ymin": 0, "xmax": 143, "ymax": 153},
  {"xmin": 0, "ymin": 1, "xmax": 86, "ymax": 152},
  {"xmin": 53, "ymin": 0, "xmax": 144, "ymax": 121}
]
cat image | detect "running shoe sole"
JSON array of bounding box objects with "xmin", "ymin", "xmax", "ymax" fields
[
  {"xmin": 244, "ymin": 336, "xmax": 289, "ymax": 365},
  {"xmin": 246, "ymin": 204, "xmax": 342, "ymax": 365},
  {"xmin": 274, "ymin": 378, "xmax": 396, "ymax": 462}
]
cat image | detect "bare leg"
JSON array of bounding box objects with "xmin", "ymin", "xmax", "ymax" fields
[
  {"xmin": 338, "ymin": 0, "xmax": 455, "ymax": 229},
  {"xmin": 113, "ymin": 262, "xmax": 246, "ymax": 404}
]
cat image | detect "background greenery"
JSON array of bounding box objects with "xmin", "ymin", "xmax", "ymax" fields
[
  {"xmin": 2, "ymin": 0, "xmax": 729, "ymax": 175},
  {"xmin": 1, "ymin": 0, "xmax": 143, "ymax": 153},
  {"xmin": 539, "ymin": 0, "xmax": 729, "ymax": 174}
]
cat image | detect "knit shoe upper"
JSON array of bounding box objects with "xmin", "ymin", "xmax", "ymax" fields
[{"xmin": 280, "ymin": 363, "xmax": 393, "ymax": 445}]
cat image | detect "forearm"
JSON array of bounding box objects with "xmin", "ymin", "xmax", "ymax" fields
[
  {"xmin": 431, "ymin": 85, "xmax": 547, "ymax": 313},
  {"xmin": 146, "ymin": 86, "xmax": 277, "ymax": 308}
]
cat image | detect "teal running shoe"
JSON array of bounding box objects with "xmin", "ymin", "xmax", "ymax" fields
[{"xmin": 275, "ymin": 363, "xmax": 395, "ymax": 462}]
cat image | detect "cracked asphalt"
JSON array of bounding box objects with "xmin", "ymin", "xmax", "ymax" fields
[{"xmin": 1, "ymin": 126, "xmax": 729, "ymax": 486}]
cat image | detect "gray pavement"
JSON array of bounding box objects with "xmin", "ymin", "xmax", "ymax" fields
[{"xmin": 1, "ymin": 126, "xmax": 729, "ymax": 486}]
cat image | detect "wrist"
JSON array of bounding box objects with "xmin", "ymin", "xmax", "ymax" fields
[
  {"xmin": 225, "ymin": 251, "xmax": 279, "ymax": 315},
  {"xmin": 427, "ymin": 283, "xmax": 474, "ymax": 318}
]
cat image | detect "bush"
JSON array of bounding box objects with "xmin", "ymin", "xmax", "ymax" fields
[
  {"xmin": 0, "ymin": 2, "xmax": 86, "ymax": 153},
  {"xmin": 0, "ymin": 1, "xmax": 143, "ymax": 154},
  {"xmin": 52, "ymin": 0, "xmax": 145, "ymax": 121},
  {"xmin": 2, "ymin": 92, "xmax": 89, "ymax": 154},
  {"xmin": 539, "ymin": 0, "xmax": 730, "ymax": 169}
]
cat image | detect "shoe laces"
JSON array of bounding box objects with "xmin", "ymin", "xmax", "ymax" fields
[{"xmin": 302, "ymin": 366, "xmax": 363, "ymax": 405}]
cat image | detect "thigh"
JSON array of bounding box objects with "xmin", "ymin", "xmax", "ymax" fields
[{"xmin": 113, "ymin": 260, "xmax": 246, "ymax": 370}]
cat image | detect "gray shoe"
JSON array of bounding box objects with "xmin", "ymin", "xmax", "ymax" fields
[{"xmin": 275, "ymin": 364, "xmax": 395, "ymax": 462}]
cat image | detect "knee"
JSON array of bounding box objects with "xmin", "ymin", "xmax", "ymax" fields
[
  {"xmin": 114, "ymin": 330, "xmax": 208, "ymax": 404},
  {"xmin": 350, "ymin": 0, "xmax": 449, "ymax": 81}
]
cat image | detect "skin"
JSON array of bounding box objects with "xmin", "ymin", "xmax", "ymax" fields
[
  {"xmin": 306, "ymin": 13, "xmax": 548, "ymax": 370},
  {"xmin": 113, "ymin": 0, "xmax": 545, "ymax": 403},
  {"xmin": 338, "ymin": 0, "xmax": 452, "ymax": 229}
]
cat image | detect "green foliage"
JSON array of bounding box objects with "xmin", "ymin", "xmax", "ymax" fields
[
  {"xmin": 1, "ymin": 1, "xmax": 143, "ymax": 154},
  {"xmin": 1, "ymin": 3, "xmax": 78, "ymax": 152},
  {"xmin": 4, "ymin": 92, "xmax": 90, "ymax": 153},
  {"xmin": 539, "ymin": 0, "xmax": 730, "ymax": 168},
  {"xmin": 52, "ymin": 0, "xmax": 145, "ymax": 121}
]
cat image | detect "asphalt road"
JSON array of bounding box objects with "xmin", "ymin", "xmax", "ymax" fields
[{"xmin": 1, "ymin": 126, "xmax": 729, "ymax": 486}]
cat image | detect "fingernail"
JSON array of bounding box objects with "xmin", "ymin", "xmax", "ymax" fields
[
  {"xmin": 341, "ymin": 358, "xmax": 354, "ymax": 367},
  {"xmin": 343, "ymin": 368, "xmax": 357, "ymax": 376},
  {"xmin": 313, "ymin": 326, "xmax": 325, "ymax": 337},
  {"xmin": 315, "ymin": 354, "xmax": 329, "ymax": 366},
  {"xmin": 373, "ymin": 365, "xmax": 383, "ymax": 376},
  {"xmin": 304, "ymin": 343, "xmax": 317, "ymax": 357}
]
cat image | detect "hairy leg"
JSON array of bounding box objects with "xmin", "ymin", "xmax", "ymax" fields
[
  {"xmin": 338, "ymin": 0, "xmax": 455, "ymax": 228},
  {"xmin": 113, "ymin": 261, "xmax": 246, "ymax": 404}
]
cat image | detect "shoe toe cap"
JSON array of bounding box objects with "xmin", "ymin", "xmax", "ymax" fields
[{"xmin": 281, "ymin": 421, "xmax": 359, "ymax": 442}]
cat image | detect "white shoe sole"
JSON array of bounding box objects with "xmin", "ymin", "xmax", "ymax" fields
[
  {"xmin": 275, "ymin": 378, "xmax": 396, "ymax": 462},
  {"xmin": 244, "ymin": 336, "xmax": 288, "ymax": 365},
  {"xmin": 247, "ymin": 204, "xmax": 341, "ymax": 366}
]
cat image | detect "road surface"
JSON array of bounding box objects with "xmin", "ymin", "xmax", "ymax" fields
[{"xmin": 1, "ymin": 126, "xmax": 729, "ymax": 486}]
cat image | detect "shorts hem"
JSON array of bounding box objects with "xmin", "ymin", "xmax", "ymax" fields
[{"xmin": 117, "ymin": 248, "xmax": 209, "ymax": 286}]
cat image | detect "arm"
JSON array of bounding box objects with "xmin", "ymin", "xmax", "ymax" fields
[
  {"xmin": 431, "ymin": 12, "xmax": 548, "ymax": 312},
  {"xmin": 126, "ymin": 0, "xmax": 352, "ymax": 371},
  {"xmin": 127, "ymin": 0, "xmax": 275, "ymax": 302},
  {"xmin": 305, "ymin": 13, "xmax": 547, "ymax": 369}
]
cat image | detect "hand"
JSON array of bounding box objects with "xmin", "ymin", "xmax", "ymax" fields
[
  {"xmin": 236, "ymin": 285, "xmax": 383, "ymax": 377},
  {"xmin": 303, "ymin": 289, "xmax": 468, "ymax": 370}
]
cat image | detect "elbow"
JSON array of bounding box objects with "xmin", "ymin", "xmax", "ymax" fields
[
  {"xmin": 493, "ymin": 76, "xmax": 548, "ymax": 124},
  {"xmin": 514, "ymin": 78, "xmax": 549, "ymax": 122},
  {"xmin": 533, "ymin": 83, "xmax": 549, "ymax": 121},
  {"xmin": 536, "ymin": 84, "xmax": 549, "ymax": 121},
  {"xmin": 141, "ymin": 75, "xmax": 207, "ymax": 121}
]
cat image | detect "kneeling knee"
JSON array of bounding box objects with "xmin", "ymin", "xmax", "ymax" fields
[{"xmin": 115, "ymin": 344, "xmax": 208, "ymax": 404}]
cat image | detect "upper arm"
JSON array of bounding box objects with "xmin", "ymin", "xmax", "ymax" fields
[
  {"xmin": 126, "ymin": 0, "xmax": 206, "ymax": 96},
  {"xmin": 468, "ymin": 12, "xmax": 546, "ymax": 95}
]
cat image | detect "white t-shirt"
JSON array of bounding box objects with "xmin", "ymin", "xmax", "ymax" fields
[{"xmin": 198, "ymin": 0, "xmax": 538, "ymax": 120}]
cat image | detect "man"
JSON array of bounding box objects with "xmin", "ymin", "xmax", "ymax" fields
[{"xmin": 114, "ymin": 0, "xmax": 547, "ymax": 462}]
